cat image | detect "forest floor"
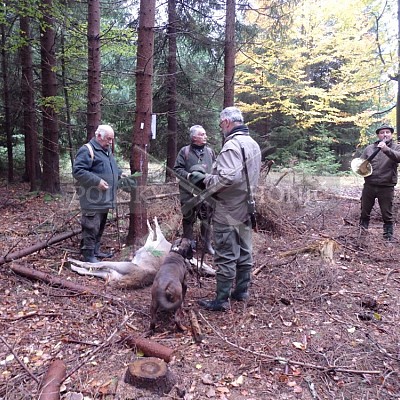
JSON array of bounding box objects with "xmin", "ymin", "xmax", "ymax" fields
[{"xmin": 1, "ymin": 170, "xmax": 400, "ymax": 400}]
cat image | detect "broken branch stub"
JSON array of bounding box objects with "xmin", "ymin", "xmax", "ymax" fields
[{"xmin": 189, "ymin": 310, "xmax": 204, "ymax": 343}]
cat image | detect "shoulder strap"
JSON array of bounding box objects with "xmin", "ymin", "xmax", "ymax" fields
[
  {"xmin": 206, "ymin": 146, "xmax": 214, "ymax": 159},
  {"xmin": 84, "ymin": 143, "xmax": 94, "ymax": 161},
  {"xmin": 184, "ymin": 145, "xmax": 190, "ymax": 160}
]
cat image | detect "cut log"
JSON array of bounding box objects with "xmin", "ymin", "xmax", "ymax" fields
[
  {"xmin": 0, "ymin": 229, "xmax": 81, "ymax": 266},
  {"xmin": 38, "ymin": 359, "xmax": 66, "ymax": 400},
  {"xmin": 189, "ymin": 310, "xmax": 204, "ymax": 343},
  {"xmin": 121, "ymin": 334, "xmax": 175, "ymax": 363},
  {"xmin": 124, "ymin": 357, "xmax": 175, "ymax": 395}
]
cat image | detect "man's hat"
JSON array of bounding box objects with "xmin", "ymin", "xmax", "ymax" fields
[{"xmin": 375, "ymin": 124, "xmax": 394, "ymax": 134}]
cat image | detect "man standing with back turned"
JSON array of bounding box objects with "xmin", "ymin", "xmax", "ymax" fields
[{"xmin": 196, "ymin": 107, "xmax": 261, "ymax": 311}]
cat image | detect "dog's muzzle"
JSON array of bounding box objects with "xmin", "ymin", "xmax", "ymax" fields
[{"xmin": 171, "ymin": 238, "xmax": 193, "ymax": 259}]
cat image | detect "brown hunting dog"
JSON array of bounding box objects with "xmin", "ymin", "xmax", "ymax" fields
[{"xmin": 150, "ymin": 237, "xmax": 193, "ymax": 332}]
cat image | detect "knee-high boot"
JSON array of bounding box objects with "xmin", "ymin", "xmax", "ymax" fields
[
  {"xmin": 197, "ymin": 280, "xmax": 231, "ymax": 311},
  {"xmin": 231, "ymin": 271, "xmax": 251, "ymax": 301}
]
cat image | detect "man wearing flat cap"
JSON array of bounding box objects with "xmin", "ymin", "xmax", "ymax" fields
[{"xmin": 359, "ymin": 123, "xmax": 400, "ymax": 240}]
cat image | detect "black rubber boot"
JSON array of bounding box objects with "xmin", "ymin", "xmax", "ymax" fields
[
  {"xmin": 231, "ymin": 271, "xmax": 251, "ymax": 301},
  {"xmin": 197, "ymin": 281, "xmax": 231, "ymax": 311},
  {"xmin": 383, "ymin": 223, "xmax": 393, "ymax": 241},
  {"xmin": 359, "ymin": 218, "xmax": 369, "ymax": 229},
  {"xmin": 200, "ymin": 223, "xmax": 215, "ymax": 255},
  {"xmin": 81, "ymin": 249, "xmax": 99, "ymax": 263},
  {"xmin": 197, "ymin": 298, "xmax": 230, "ymax": 311},
  {"xmin": 94, "ymin": 243, "xmax": 113, "ymax": 258},
  {"xmin": 231, "ymin": 292, "xmax": 249, "ymax": 301}
]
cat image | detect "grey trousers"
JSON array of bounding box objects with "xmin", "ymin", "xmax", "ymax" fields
[{"xmin": 213, "ymin": 220, "xmax": 253, "ymax": 290}]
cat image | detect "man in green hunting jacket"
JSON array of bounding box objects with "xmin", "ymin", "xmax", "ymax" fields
[{"xmin": 173, "ymin": 125, "xmax": 216, "ymax": 255}]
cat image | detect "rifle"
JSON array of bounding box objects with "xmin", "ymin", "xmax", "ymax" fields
[{"xmin": 240, "ymin": 146, "xmax": 257, "ymax": 231}]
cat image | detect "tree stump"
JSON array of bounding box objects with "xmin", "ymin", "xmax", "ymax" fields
[{"xmin": 124, "ymin": 357, "xmax": 176, "ymax": 395}]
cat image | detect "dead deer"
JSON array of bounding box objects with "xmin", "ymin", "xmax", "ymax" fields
[{"xmin": 68, "ymin": 217, "xmax": 215, "ymax": 288}]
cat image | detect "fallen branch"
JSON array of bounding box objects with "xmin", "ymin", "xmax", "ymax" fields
[
  {"xmin": 0, "ymin": 336, "xmax": 39, "ymax": 384},
  {"xmin": 38, "ymin": 359, "xmax": 66, "ymax": 400},
  {"xmin": 0, "ymin": 311, "xmax": 62, "ymax": 322},
  {"xmin": 189, "ymin": 310, "xmax": 204, "ymax": 343},
  {"xmin": 198, "ymin": 312, "xmax": 382, "ymax": 375},
  {"xmin": 144, "ymin": 192, "xmax": 179, "ymax": 201},
  {"xmin": 326, "ymin": 193, "xmax": 359, "ymax": 202},
  {"xmin": 9, "ymin": 264, "xmax": 120, "ymax": 302},
  {"xmin": 253, "ymin": 257, "xmax": 296, "ymax": 276},
  {"xmin": 0, "ymin": 229, "xmax": 81, "ymax": 266}
]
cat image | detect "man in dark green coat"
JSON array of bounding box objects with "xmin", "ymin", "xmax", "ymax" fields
[
  {"xmin": 173, "ymin": 125, "xmax": 215, "ymax": 254},
  {"xmin": 73, "ymin": 125, "xmax": 121, "ymax": 262}
]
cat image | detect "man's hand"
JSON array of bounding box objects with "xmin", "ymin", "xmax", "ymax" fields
[
  {"xmin": 189, "ymin": 171, "xmax": 206, "ymax": 186},
  {"xmin": 377, "ymin": 141, "xmax": 388, "ymax": 150},
  {"xmin": 118, "ymin": 175, "xmax": 137, "ymax": 193},
  {"xmin": 98, "ymin": 179, "xmax": 109, "ymax": 191}
]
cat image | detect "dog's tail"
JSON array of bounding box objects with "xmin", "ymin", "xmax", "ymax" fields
[{"xmin": 155, "ymin": 283, "xmax": 183, "ymax": 311}]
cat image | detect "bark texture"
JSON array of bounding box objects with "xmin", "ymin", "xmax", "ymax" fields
[
  {"xmin": 127, "ymin": 0, "xmax": 156, "ymax": 244},
  {"xmin": 40, "ymin": 0, "xmax": 60, "ymax": 194},
  {"xmin": 87, "ymin": 0, "xmax": 101, "ymax": 139}
]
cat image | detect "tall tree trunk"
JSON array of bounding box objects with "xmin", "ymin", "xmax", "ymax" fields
[
  {"xmin": 223, "ymin": 0, "xmax": 236, "ymax": 108},
  {"xmin": 40, "ymin": 0, "xmax": 60, "ymax": 194},
  {"xmin": 165, "ymin": 0, "xmax": 178, "ymax": 182},
  {"xmin": 87, "ymin": 0, "xmax": 101, "ymax": 140},
  {"xmin": 1, "ymin": 17, "xmax": 13, "ymax": 183},
  {"xmin": 127, "ymin": 0, "xmax": 156, "ymax": 245},
  {"xmin": 60, "ymin": 29, "xmax": 75, "ymax": 167},
  {"xmin": 20, "ymin": 14, "xmax": 40, "ymax": 191},
  {"xmin": 397, "ymin": 0, "xmax": 400, "ymax": 140}
]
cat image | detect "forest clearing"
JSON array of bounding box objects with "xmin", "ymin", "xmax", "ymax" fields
[{"xmin": 1, "ymin": 171, "xmax": 400, "ymax": 400}]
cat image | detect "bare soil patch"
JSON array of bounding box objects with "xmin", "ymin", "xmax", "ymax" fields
[{"xmin": 1, "ymin": 172, "xmax": 400, "ymax": 399}]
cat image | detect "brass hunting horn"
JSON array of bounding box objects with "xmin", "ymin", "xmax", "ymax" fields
[{"xmin": 351, "ymin": 146, "xmax": 381, "ymax": 177}]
